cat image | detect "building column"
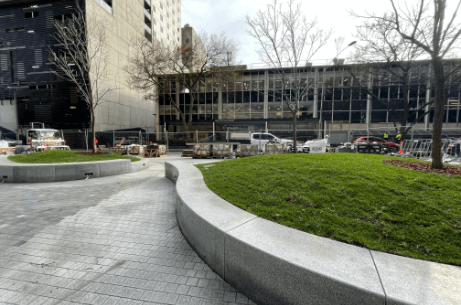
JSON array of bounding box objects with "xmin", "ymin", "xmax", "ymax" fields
[
  {"xmin": 264, "ymin": 70, "xmax": 268, "ymax": 119},
  {"xmin": 425, "ymin": 67, "xmax": 431, "ymax": 131},
  {"xmin": 366, "ymin": 69, "xmax": 372, "ymax": 129},
  {"xmin": 313, "ymin": 68, "xmax": 319, "ymax": 119},
  {"xmin": 218, "ymin": 78, "xmax": 222, "ymax": 120}
]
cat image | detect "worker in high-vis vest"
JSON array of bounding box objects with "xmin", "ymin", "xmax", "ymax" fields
[
  {"xmin": 396, "ymin": 133, "xmax": 402, "ymax": 141},
  {"xmin": 383, "ymin": 133, "xmax": 389, "ymax": 141}
]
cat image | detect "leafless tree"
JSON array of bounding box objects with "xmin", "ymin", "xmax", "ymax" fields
[
  {"xmin": 125, "ymin": 32, "xmax": 241, "ymax": 132},
  {"xmin": 353, "ymin": 0, "xmax": 461, "ymax": 168},
  {"xmin": 50, "ymin": 1, "xmax": 117, "ymax": 153},
  {"xmin": 347, "ymin": 14, "xmax": 433, "ymax": 142},
  {"xmin": 246, "ymin": 0, "xmax": 332, "ymax": 152}
]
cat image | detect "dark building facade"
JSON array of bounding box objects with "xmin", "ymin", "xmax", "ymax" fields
[
  {"xmin": 159, "ymin": 61, "xmax": 461, "ymax": 140},
  {"xmin": 0, "ymin": 0, "xmax": 90, "ymax": 133}
]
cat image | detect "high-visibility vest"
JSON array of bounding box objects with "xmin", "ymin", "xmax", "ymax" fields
[
  {"xmin": 396, "ymin": 134, "xmax": 402, "ymax": 140},
  {"xmin": 384, "ymin": 133, "xmax": 388, "ymax": 138}
]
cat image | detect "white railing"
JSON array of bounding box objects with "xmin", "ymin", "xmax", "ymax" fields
[
  {"xmin": 145, "ymin": 0, "xmax": 151, "ymax": 6},
  {"xmin": 145, "ymin": 38, "xmax": 152, "ymax": 47}
]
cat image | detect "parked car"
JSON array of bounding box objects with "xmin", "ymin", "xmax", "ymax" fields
[{"xmin": 351, "ymin": 136, "xmax": 400, "ymax": 152}]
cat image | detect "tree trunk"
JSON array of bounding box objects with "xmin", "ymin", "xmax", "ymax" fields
[
  {"xmin": 431, "ymin": 58, "xmax": 446, "ymax": 169},
  {"xmin": 293, "ymin": 112, "xmax": 297, "ymax": 154},
  {"xmin": 91, "ymin": 107, "xmax": 96, "ymax": 154}
]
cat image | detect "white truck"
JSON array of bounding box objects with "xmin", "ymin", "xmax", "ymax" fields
[
  {"xmin": 15, "ymin": 123, "xmax": 70, "ymax": 154},
  {"xmin": 228, "ymin": 132, "xmax": 294, "ymax": 153}
]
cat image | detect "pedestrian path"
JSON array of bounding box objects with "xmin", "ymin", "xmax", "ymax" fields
[{"xmin": 0, "ymin": 158, "xmax": 254, "ymax": 305}]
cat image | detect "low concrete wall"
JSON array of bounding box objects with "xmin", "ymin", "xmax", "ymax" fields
[
  {"xmin": 166, "ymin": 161, "xmax": 461, "ymax": 305},
  {"xmin": 0, "ymin": 159, "xmax": 148, "ymax": 183}
]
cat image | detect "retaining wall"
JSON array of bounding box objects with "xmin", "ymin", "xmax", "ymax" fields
[
  {"xmin": 0, "ymin": 159, "xmax": 148, "ymax": 183},
  {"xmin": 166, "ymin": 161, "xmax": 461, "ymax": 305}
]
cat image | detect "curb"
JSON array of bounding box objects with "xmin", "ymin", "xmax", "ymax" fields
[
  {"xmin": 0, "ymin": 159, "xmax": 148, "ymax": 183},
  {"xmin": 166, "ymin": 161, "xmax": 461, "ymax": 305}
]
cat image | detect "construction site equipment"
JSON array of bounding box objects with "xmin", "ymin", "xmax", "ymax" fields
[
  {"xmin": 182, "ymin": 150, "xmax": 194, "ymax": 157},
  {"xmin": 236, "ymin": 144, "xmax": 259, "ymax": 157},
  {"xmin": 212, "ymin": 144, "xmax": 233, "ymax": 158},
  {"xmin": 158, "ymin": 145, "xmax": 167, "ymax": 155},
  {"xmin": 15, "ymin": 123, "xmax": 69, "ymax": 153},
  {"xmin": 193, "ymin": 144, "xmax": 212, "ymax": 158},
  {"xmin": 265, "ymin": 143, "xmax": 285, "ymax": 155},
  {"xmin": 357, "ymin": 143, "xmax": 383, "ymax": 154},
  {"xmin": 144, "ymin": 144, "xmax": 160, "ymax": 158}
]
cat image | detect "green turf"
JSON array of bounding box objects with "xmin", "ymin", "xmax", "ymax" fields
[
  {"xmin": 196, "ymin": 153, "xmax": 461, "ymax": 266},
  {"xmin": 8, "ymin": 150, "xmax": 141, "ymax": 163}
]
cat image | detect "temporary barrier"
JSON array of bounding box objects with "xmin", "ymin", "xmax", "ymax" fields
[
  {"xmin": 304, "ymin": 138, "xmax": 328, "ymax": 154},
  {"xmin": 357, "ymin": 143, "xmax": 383, "ymax": 154},
  {"xmin": 193, "ymin": 144, "xmax": 212, "ymax": 158},
  {"xmin": 237, "ymin": 144, "xmax": 258, "ymax": 157},
  {"xmin": 265, "ymin": 143, "xmax": 285, "ymax": 155},
  {"xmin": 212, "ymin": 144, "xmax": 233, "ymax": 158}
]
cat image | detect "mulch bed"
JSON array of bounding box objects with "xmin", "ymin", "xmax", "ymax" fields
[
  {"xmin": 75, "ymin": 152, "xmax": 111, "ymax": 155},
  {"xmin": 383, "ymin": 160, "xmax": 461, "ymax": 176}
]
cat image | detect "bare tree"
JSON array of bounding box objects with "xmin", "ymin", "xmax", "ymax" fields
[
  {"xmin": 125, "ymin": 32, "xmax": 240, "ymax": 132},
  {"xmin": 347, "ymin": 14, "xmax": 433, "ymax": 142},
  {"xmin": 246, "ymin": 0, "xmax": 332, "ymax": 152},
  {"xmin": 353, "ymin": 0, "xmax": 461, "ymax": 168},
  {"xmin": 50, "ymin": 1, "xmax": 117, "ymax": 153}
]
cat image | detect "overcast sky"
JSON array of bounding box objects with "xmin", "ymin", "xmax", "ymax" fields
[{"xmin": 181, "ymin": 0, "xmax": 460, "ymax": 68}]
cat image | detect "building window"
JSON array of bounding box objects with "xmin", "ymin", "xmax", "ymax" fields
[
  {"xmin": 154, "ymin": 31, "xmax": 157, "ymax": 37},
  {"xmin": 54, "ymin": 14, "xmax": 73, "ymax": 22},
  {"xmin": 24, "ymin": 11, "xmax": 39, "ymax": 18},
  {"xmin": 153, "ymin": 5, "xmax": 156, "ymax": 12},
  {"xmin": 161, "ymin": 26, "xmax": 163, "ymax": 33},
  {"xmin": 167, "ymin": 23, "xmax": 169, "ymax": 29},
  {"xmin": 167, "ymin": 12, "xmax": 169, "ymax": 18},
  {"xmin": 5, "ymin": 27, "xmax": 25, "ymax": 33},
  {"xmin": 153, "ymin": 18, "xmax": 156, "ymax": 25},
  {"xmin": 160, "ymin": 15, "xmax": 163, "ymax": 21},
  {"xmin": 160, "ymin": 3, "xmax": 163, "ymax": 9}
]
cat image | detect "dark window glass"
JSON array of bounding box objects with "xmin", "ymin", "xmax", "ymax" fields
[
  {"xmin": 198, "ymin": 93, "xmax": 205, "ymax": 104},
  {"xmin": 333, "ymin": 112, "xmax": 349, "ymax": 121},
  {"xmin": 448, "ymin": 110, "xmax": 457, "ymax": 123},
  {"xmin": 235, "ymin": 91, "xmax": 242, "ymax": 103},
  {"xmin": 388, "ymin": 111, "xmax": 404, "ymax": 122},
  {"xmin": 372, "ymin": 99, "xmax": 388, "ymax": 110},
  {"xmin": 351, "ymin": 111, "xmax": 366, "ymax": 123},
  {"xmin": 243, "ymin": 91, "xmax": 250, "ymax": 103},
  {"xmin": 371, "ymin": 111, "xmax": 387, "ymax": 123},
  {"xmin": 251, "ymin": 91, "xmax": 258, "ymax": 103},
  {"xmin": 322, "ymin": 101, "xmax": 332, "ymax": 110},
  {"xmin": 334, "ymin": 101, "xmax": 350, "ymax": 111},
  {"xmin": 351, "ymin": 101, "xmax": 366, "ymax": 110}
]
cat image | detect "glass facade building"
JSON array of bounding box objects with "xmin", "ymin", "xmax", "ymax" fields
[{"xmin": 158, "ymin": 61, "xmax": 461, "ymax": 137}]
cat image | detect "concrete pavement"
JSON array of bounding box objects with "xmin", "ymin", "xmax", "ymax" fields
[{"xmin": 0, "ymin": 153, "xmax": 253, "ymax": 305}]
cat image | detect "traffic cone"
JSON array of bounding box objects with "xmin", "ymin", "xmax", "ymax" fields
[{"xmin": 399, "ymin": 141, "xmax": 403, "ymax": 154}]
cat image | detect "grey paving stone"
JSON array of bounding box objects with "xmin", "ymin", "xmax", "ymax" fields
[{"xmin": 0, "ymin": 158, "xmax": 252, "ymax": 305}]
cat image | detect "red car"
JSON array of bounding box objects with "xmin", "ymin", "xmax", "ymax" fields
[{"xmin": 351, "ymin": 136, "xmax": 400, "ymax": 152}]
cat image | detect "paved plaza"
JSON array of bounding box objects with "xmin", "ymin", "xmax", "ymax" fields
[{"xmin": 0, "ymin": 153, "xmax": 254, "ymax": 305}]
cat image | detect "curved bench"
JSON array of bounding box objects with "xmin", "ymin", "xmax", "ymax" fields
[
  {"xmin": 0, "ymin": 159, "xmax": 148, "ymax": 183},
  {"xmin": 166, "ymin": 161, "xmax": 461, "ymax": 305}
]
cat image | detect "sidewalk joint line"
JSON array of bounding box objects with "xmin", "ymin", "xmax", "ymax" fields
[{"xmin": 369, "ymin": 249, "xmax": 388, "ymax": 304}]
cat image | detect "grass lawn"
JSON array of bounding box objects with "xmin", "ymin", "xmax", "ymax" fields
[
  {"xmin": 196, "ymin": 153, "xmax": 461, "ymax": 266},
  {"xmin": 8, "ymin": 150, "xmax": 141, "ymax": 163}
]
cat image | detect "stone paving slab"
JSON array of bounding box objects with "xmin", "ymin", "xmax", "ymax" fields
[{"xmin": 0, "ymin": 156, "xmax": 254, "ymax": 305}]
